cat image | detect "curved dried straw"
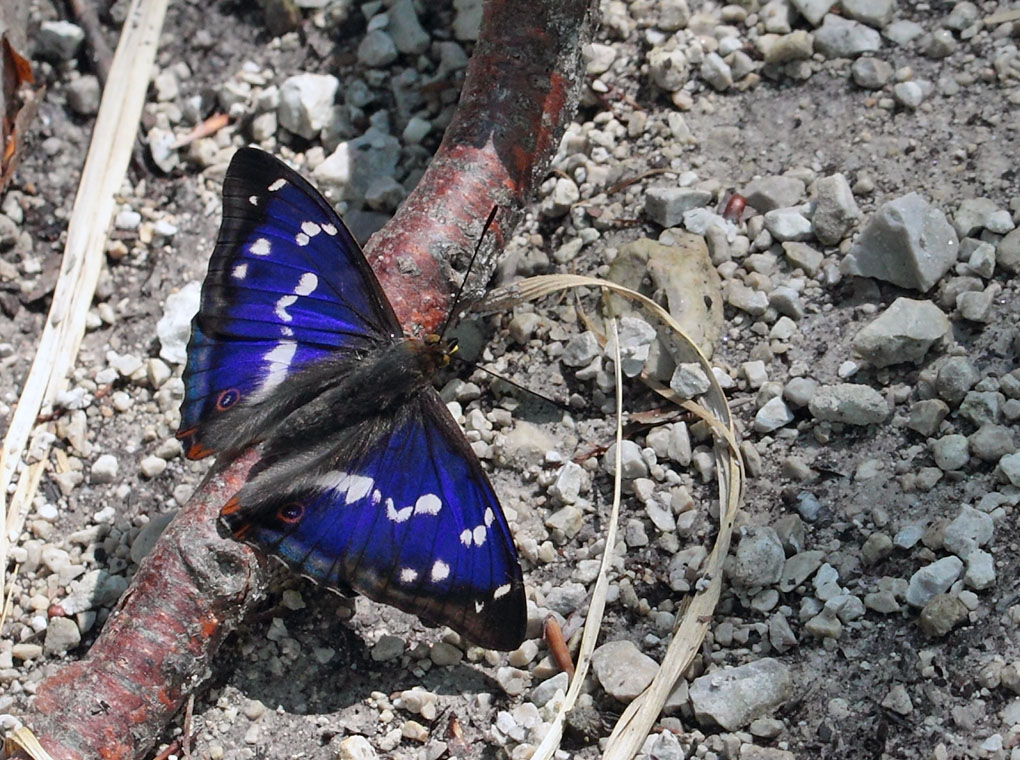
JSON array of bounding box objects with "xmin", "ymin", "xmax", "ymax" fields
[{"xmin": 483, "ymin": 273, "xmax": 744, "ymax": 760}]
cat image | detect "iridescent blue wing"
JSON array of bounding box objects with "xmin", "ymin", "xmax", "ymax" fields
[
  {"xmin": 222, "ymin": 388, "xmax": 527, "ymax": 651},
  {"xmin": 179, "ymin": 147, "xmax": 402, "ymax": 458}
]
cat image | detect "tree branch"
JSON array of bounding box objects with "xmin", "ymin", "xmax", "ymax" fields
[{"xmin": 13, "ymin": 1, "xmax": 597, "ymax": 757}]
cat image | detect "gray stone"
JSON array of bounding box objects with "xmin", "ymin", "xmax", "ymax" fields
[
  {"xmin": 907, "ymin": 399, "xmax": 949, "ymax": 437},
  {"xmin": 942, "ymin": 506, "xmax": 993, "ymax": 560},
  {"xmin": 658, "ymin": 0, "xmax": 691, "ymax": 30},
  {"xmin": 755, "ymin": 397, "xmax": 795, "ymax": 433},
  {"xmin": 357, "ymin": 30, "xmax": 399, "ymax": 67},
  {"xmin": 561, "ymin": 331, "xmax": 601, "ymax": 367},
  {"xmin": 808, "ymin": 383, "xmax": 888, "ymax": 425},
  {"xmin": 784, "ymin": 377, "xmax": 818, "ymax": 408},
  {"xmin": 452, "ymin": 0, "xmax": 483, "ymax": 40},
  {"xmin": 813, "ymin": 14, "xmax": 882, "ymax": 58},
  {"xmin": 935, "ymin": 356, "xmax": 979, "ymax": 406},
  {"xmin": 669, "ymin": 363, "xmax": 711, "ymax": 399},
  {"xmin": 782, "ymin": 242, "xmax": 824, "ymax": 275},
  {"xmin": 1000, "ymin": 452, "xmax": 1020, "ymax": 487},
  {"xmin": 43, "ymin": 617, "xmax": 81, "ymax": 655},
  {"xmin": 63, "ymin": 570, "xmax": 130, "ymax": 614},
  {"xmin": 37, "ymin": 20, "xmax": 85, "ymax": 60},
  {"xmin": 701, "ymin": 52, "xmax": 733, "ymax": 90},
  {"xmin": 969, "ymin": 424, "xmax": 1016, "ymax": 463},
  {"xmin": 742, "ymin": 176, "xmax": 806, "ymax": 212},
  {"xmin": 959, "ymin": 390, "xmax": 1003, "ymax": 426},
  {"xmin": 67, "ymin": 75, "xmax": 101, "ymax": 116},
  {"xmin": 945, "ymin": 1, "xmax": 980, "ymax": 30},
  {"xmin": 764, "ymin": 207, "xmax": 813, "ymax": 242},
  {"xmin": 931, "ymin": 434, "xmax": 969, "ymax": 471},
  {"xmin": 371, "ymin": 634, "xmax": 405, "ymax": 661},
  {"xmin": 906, "ymin": 556, "xmax": 963, "ymax": 607},
  {"xmin": 804, "ymin": 608, "xmax": 843, "ymax": 638},
  {"xmin": 645, "ymin": 187, "xmax": 713, "ymax": 227},
  {"xmin": 841, "ymin": 0, "xmax": 895, "ymax": 28},
  {"xmin": 892, "ymin": 81, "xmax": 925, "ymax": 109},
  {"xmin": 541, "ymin": 177, "xmax": 579, "ymax": 218},
  {"xmin": 545, "ymin": 506, "xmax": 583, "ymax": 539},
  {"xmin": 130, "ymin": 511, "xmax": 176, "ymax": 564},
  {"xmin": 278, "ymin": 73, "xmax": 340, "ymax": 139},
  {"xmin": 778, "ymin": 550, "xmax": 825, "ymax": 592},
  {"xmin": 842, "ymin": 192, "xmax": 958, "ymax": 292},
  {"xmin": 851, "ymin": 56, "xmax": 893, "ymax": 88},
  {"xmin": 726, "ymin": 526, "xmax": 786, "ymax": 589},
  {"xmin": 919, "ymin": 594, "xmax": 968, "ymax": 637},
  {"xmin": 648, "ymin": 47, "xmax": 689, "ymax": 92},
  {"xmin": 591, "ymin": 640, "xmax": 658, "ymax": 701},
  {"xmin": 954, "ymin": 198, "xmax": 1002, "ymax": 237},
  {"xmin": 997, "ymin": 229, "xmax": 1020, "ymax": 273},
  {"xmin": 603, "ymin": 440, "xmax": 648, "ymax": 480},
  {"xmin": 90, "ymin": 454, "xmax": 119, "ymax": 485},
  {"xmin": 792, "ymin": 0, "xmax": 837, "ymax": 26},
  {"xmin": 549, "ymin": 462, "xmax": 587, "ymax": 504},
  {"xmin": 689, "ymin": 659, "xmax": 793, "ymax": 730},
  {"xmin": 923, "ymin": 29, "xmax": 957, "ymax": 59},
  {"xmin": 726, "ymin": 281, "xmax": 770, "ymax": 315},
  {"xmin": 861, "ymin": 533, "xmax": 893, "ymax": 565},
  {"xmin": 812, "ymin": 173, "xmax": 861, "ymax": 244},
  {"xmin": 964, "ymin": 549, "xmax": 995, "ymax": 590},
  {"xmin": 762, "ymin": 31, "xmax": 815, "ymax": 64},
  {"xmin": 883, "ymin": 19, "xmax": 924, "ymax": 45},
  {"xmin": 852, "ymin": 298, "xmax": 950, "ymax": 367},
  {"xmin": 881, "ymin": 685, "xmax": 914, "ymax": 715},
  {"xmin": 768, "ymin": 612, "xmax": 799, "ymax": 653},
  {"xmin": 387, "ymin": 0, "xmax": 430, "ymax": 55},
  {"xmin": 313, "ymin": 128, "xmax": 401, "ymax": 201},
  {"xmin": 957, "ymin": 289, "xmax": 994, "ymax": 323}
]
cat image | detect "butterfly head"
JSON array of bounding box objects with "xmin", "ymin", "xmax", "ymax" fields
[{"xmin": 423, "ymin": 333, "xmax": 458, "ymax": 370}]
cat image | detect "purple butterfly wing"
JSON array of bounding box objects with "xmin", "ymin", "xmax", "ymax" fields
[
  {"xmin": 179, "ymin": 147, "xmax": 400, "ymax": 458},
  {"xmin": 222, "ymin": 389, "xmax": 527, "ymax": 651}
]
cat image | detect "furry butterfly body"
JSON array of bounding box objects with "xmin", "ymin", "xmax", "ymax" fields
[{"xmin": 178, "ymin": 147, "xmax": 526, "ymax": 650}]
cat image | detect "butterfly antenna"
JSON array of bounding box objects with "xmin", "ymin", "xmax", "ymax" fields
[
  {"xmin": 438, "ymin": 205, "xmax": 500, "ymax": 341},
  {"xmin": 456, "ymin": 359, "xmax": 573, "ymax": 414}
]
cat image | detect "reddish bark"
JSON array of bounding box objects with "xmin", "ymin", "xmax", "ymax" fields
[{"xmin": 14, "ymin": 0, "xmax": 597, "ymax": 757}]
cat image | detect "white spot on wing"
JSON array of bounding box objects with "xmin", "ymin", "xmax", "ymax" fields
[
  {"xmin": 401, "ymin": 568, "xmax": 418, "ymax": 583},
  {"xmin": 281, "ymin": 326, "xmax": 294, "ymax": 337},
  {"xmin": 344, "ymin": 474, "xmax": 374, "ymax": 504},
  {"xmin": 322, "ymin": 223, "xmax": 338, "ymax": 236},
  {"xmin": 371, "ymin": 489, "xmax": 382, "ymax": 505},
  {"xmin": 475, "ymin": 600, "xmax": 485, "ymax": 613},
  {"xmin": 431, "ymin": 560, "xmax": 450, "ymax": 582},
  {"xmin": 248, "ymin": 195, "xmax": 259, "ymax": 206},
  {"xmin": 317, "ymin": 470, "xmax": 350, "ymax": 490},
  {"xmin": 268, "ymin": 178, "xmax": 287, "ymax": 192},
  {"xmin": 232, "ymin": 263, "xmax": 248, "ymax": 279},
  {"xmin": 296, "ymin": 233, "xmax": 310, "ymax": 247},
  {"xmin": 460, "ymin": 529, "xmax": 472, "ymax": 547},
  {"xmin": 252, "ymin": 341, "xmax": 297, "ymax": 401},
  {"xmin": 301, "ymin": 221, "xmax": 322, "ymax": 237},
  {"xmin": 275, "ymin": 294, "xmax": 297, "ymax": 322},
  {"xmin": 250, "ymin": 238, "xmax": 271, "ymax": 256},
  {"xmin": 484, "ymin": 508, "xmax": 495, "ymax": 527},
  {"xmin": 472, "ymin": 525, "xmax": 487, "ymax": 546},
  {"xmin": 387, "ymin": 499, "xmax": 413, "ymax": 523},
  {"xmin": 493, "ymin": 583, "xmax": 511, "ymax": 599},
  {"xmin": 294, "ymin": 272, "xmax": 318, "ymax": 296},
  {"xmin": 414, "ymin": 494, "xmax": 442, "ymax": 515}
]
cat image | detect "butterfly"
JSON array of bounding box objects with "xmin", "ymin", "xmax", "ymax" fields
[{"xmin": 177, "ymin": 147, "xmax": 526, "ymax": 651}]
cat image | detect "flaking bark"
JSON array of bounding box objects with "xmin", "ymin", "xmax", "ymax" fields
[{"xmin": 12, "ymin": 0, "xmax": 598, "ymax": 756}]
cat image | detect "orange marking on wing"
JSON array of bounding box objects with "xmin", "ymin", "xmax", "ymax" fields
[
  {"xmin": 186, "ymin": 442, "xmax": 214, "ymax": 460},
  {"xmin": 221, "ymin": 497, "xmax": 241, "ymax": 515}
]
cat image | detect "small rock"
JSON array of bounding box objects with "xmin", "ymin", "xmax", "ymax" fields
[
  {"xmin": 842, "ymin": 192, "xmax": 958, "ymax": 292},
  {"xmin": 67, "ymin": 75, "xmax": 101, "ymax": 116},
  {"xmin": 851, "ymin": 57, "xmax": 893, "ymax": 89},
  {"xmin": 930, "ymin": 434, "xmax": 969, "ymax": 471},
  {"xmin": 603, "ymin": 441, "xmax": 648, "ymax": 480},
  {"xmin": 157, "ymin": 282, "xmax": 201, "ymax": 365},
  {"xmin": 371, "ymin": 634, "xmax": 405, "ymax": 662},
  {"xmin": 964, "ymin": 549, "xmax": 995, "ymax": 591},
  {"xmin": 669, "ymin": 363, "xmax": 711, "ymax": 399},
  {"xmin": 906, "ymin": 556, "xmax": 964, "ymax": 607},
  {"xmin": 90, "ymin": 454, "xmax": 119, "ymax": 485},
  {"xmin": 755, "ymin": 397, "xmax": 795, "ymax": 433},
  {"xmin": 726, "ymin": 527, "xmax": 786, "ymax": 588},
  {"xmin": 841, "ymin": 0, "xmax": 895, "ymax": 28},
  {"xmin": 37, "ymin": 20, "xmax": 85, "ymax": 60},
  {"xmin": 852, "ymin": 298, "xmax": 950, "ymax": 367},
  {"xmin": 387, "ymin": 0, "xmax": 430, "ymax": 55},
  {"xmin": 808, "ymin": 383, "xmax": 888, "ymax": 425},
  {"xmin": 561, "ymin": 331, "xmax": 600, "ymax": 367},
  {"xmin": 700, "ymin": 53, "xmax": 733, "ymax": 90},
  {"xmin": 430, "ymin": 642, "xmax": 463, "ymax": 666},
  {"xmin": 742, "ymin": 176, "xmax": 806, "ymax": 212},
  {"xmin": 645, "ymin": 187, "xmax": 713, "ymax": 228},
  {"xmin": 140, "ymin": 455, "xmax": 167, "ymax": 479},
  {"xmin": 689, "ymin": 658, "xmax": 793, "ymax": 730},
  {"xmin": 907, "ymin": 399, "xmax": 949, "ymax": 437},
  {"xmin": 763, "ymin": 207, "xmax": 813, "ymax": 242},
  {"xmin": 881, "ymin": 684, "xmax": 914, "ymax": 715},
  {"xmin": 278, "ymin": 73, "xmax": 340, "ymax": 140},
  {"xmin": 591, "ymin": 640, "xmax": 659, "ymax": 701},
  {"xmin": 919, "ymin": 594, "xmax": 969, "ymax": 637},
  {"xmin": 336, "ymin": 735, "xmax": 378, "ymax": 760},
  {"xmin": 647, "ymin": 47, "xmax": 688, "ymax": 92},
  {"xmin": 811, "ymin": 173, "xmax": 861, "ymax": 245},
  {"xmin": 813, "ymin": 14, "xmax": 882, "ymax": 59},
  {"xmin": 968, "ymin": 424, "xmax": 1015, "ymax": 463},
  {"xmin": 892, "ymin": 81, "xmax": 925, "ymax": 110},
  {"xmin": 935, "ymin": 356, "xmax": 979, "ymax": 406},
  {"xmin": 358, "ymin": 30, "xmax": 399, "ymax": 67},
  {"xmin": 782, "ymin": 242, "xmax": 824, "ymax": 275},
  {"xmin": 942, "ymin": 505, "xmax": 993, "ymax": 560},
  {"xmin": 956, "ymin": 289, "xmax": 994, "ymax": 323},
  {"xmin": 43, "ymin": 617, "xmax": 81, "ymax": 655}
]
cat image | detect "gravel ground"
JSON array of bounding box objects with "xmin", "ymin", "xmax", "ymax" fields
[{"xmin": 2, "ymin": 1, "xmax": 1020, "ymax": 759}]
